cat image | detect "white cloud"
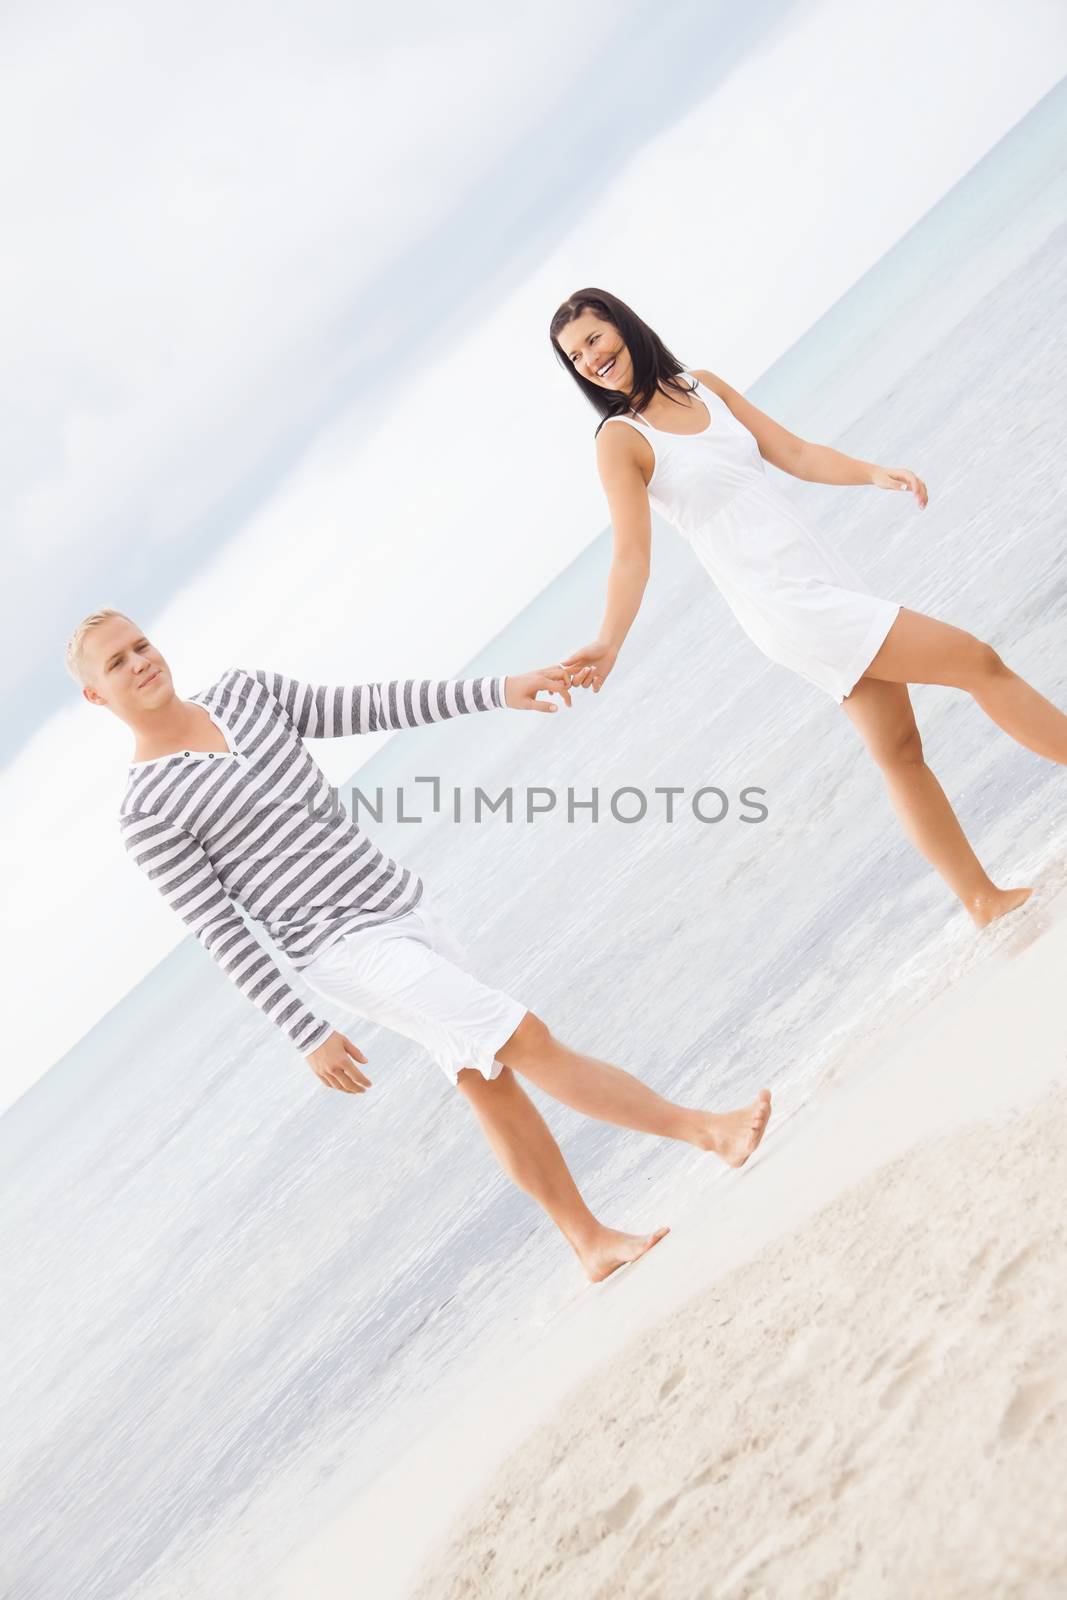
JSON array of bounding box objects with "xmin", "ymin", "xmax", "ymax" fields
[
  {"xmin": 3, "ymin": 0, "xmax": 611, "ymax": 597},
  {"xmin": 2, "ymin": 0, "xmax": 1066, "ymax": 1112}
]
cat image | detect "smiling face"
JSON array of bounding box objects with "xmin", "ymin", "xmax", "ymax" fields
[
  {"xmin": 79, "ymin": 615, "xmax": 175, "ymax": 724},
  {"xmin": 556, "ymin": 310, "xmax": 634, "ymax": 394}
]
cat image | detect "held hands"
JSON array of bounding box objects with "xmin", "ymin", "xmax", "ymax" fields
[
  {"xmin": 524, "ymin": 466, "xmax": 925, "ymax": 707},
  {"xmin": 307, "ymin": 1030, "xmax": 372, "ymax": 1093},
  {"xmin": 560, "ymin": 640, "xmax": 619, "ymax": 694},
  {"xmin": 504, "ymin": 667, "xmax": 574, "ymax": 712},
  {"xmin": 503, "ymin": 650, "xmax": 617, "ymax": 709},
  {"xmin": 870, "ymin": 465, "xmax": 928, "ymax": 507}
]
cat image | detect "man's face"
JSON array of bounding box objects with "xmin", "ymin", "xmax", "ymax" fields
[{"xmin": 81, "ymin": 617, "xmax": 174, "ymax": 720}]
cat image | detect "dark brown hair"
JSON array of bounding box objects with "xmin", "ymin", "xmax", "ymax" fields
[{"xmin": 549, "ymin": 287, "xmax": 692, "ymax": 429}]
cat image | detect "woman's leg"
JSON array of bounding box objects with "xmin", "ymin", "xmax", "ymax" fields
[
  {"xmin": 841, "ymin": 675, "xmax": 1031, "ymax": 927},
  {"xmin": 495, "ymin": 1013, "xmax": 771, "ymax": 1159},
  {"xmin": 864, "ymin": 607, "xmax": 1067, "ymax": 764},
  {"xmin": 456, "ymin": 1064, "xmax": 669, "ymax": 1283}
]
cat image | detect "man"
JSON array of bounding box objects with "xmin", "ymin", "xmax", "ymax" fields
[{"xmin": 69, "ymin": 608, "xmax": 771, "ymax": 1282}]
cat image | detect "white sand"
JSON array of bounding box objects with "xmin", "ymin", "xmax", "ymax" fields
[
  {"xmin": 414, "ymin": 1084, "xmax": 1067, "ymax": 1600},
  {"xmin": 277, "ymin": 893, "xmax": 1067, "ymax": 1600}
]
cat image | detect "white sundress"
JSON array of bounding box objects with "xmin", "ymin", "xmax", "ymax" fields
[{"xmin": 603, "ymin": 373, "xmax": 902, "ymax": 702}]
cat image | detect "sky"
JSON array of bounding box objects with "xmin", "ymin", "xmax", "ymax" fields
[{"xmin": 2, "ymin": 0, "xmax": 1066, "ymax": 1113}]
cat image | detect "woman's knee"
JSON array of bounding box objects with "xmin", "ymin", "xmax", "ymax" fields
[
  {"xmin": 873, "ymin": 724, "xmax": 925, "ymax": 772},
  {"xmin": 955, "ymin": 634, "xmax": 1009, "ymax": 688}
]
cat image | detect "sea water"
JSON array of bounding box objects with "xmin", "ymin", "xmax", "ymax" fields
[{"xmin": 2, "ymin": 77, "xmax": 1066, "ymax": 1600}]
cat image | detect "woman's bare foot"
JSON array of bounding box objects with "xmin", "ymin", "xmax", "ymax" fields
[
  {"xmin": 969, "ymin": 885, "xmax": 1033, "ymax": 930},
  {"xmin": 693, "ymin": 1090, "xmax": 772, "ymax": 1167},
  {"xmin": 577, "ymin": 1224, "xmax": 671, "ymax": 1284}
]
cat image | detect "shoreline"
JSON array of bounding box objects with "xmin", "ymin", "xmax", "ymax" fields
[
  {"xmin": 415, "ymin": 1086, "xmax": 1067, "ymax": 1598},
  {"xmin": 275, "ymin": 889, "xmax": 1067, "ymax": 1598}
]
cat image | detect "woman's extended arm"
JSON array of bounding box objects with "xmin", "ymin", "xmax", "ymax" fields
[
  {"xmin": 692, "ymin": 368, "xmax": 928, "ymax": 506},
  {"xmin": 562, "ymin": 423, "xmax": 654, "ymax": 692}
]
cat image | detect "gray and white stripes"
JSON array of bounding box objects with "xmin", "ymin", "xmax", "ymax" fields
[
  {"xmin": 266, "ymin": 672, "xmax": 502, "ymax": 738},
  {"xmin": 120, "ymin": 666, "xmax": 507, "ymax": 1055}
]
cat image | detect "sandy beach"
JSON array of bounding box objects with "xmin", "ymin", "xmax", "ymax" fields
[
  {"xmin": 278, "ymin": 888, "xmax": 1067, "ymax": 1600},
  {"xmin": 414, "ymin": 1089, "xmax": 1067, "ymax": 1600}
]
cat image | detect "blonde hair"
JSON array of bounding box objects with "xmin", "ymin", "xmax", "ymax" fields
[{"xmin": 65, "ymin": 608, "xmax": 132, "ymax": 686}]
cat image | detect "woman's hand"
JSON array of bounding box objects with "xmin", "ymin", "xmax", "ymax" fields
[
  {"xmin": 870, "ymin": 465, "xmax": 928, "ymax": 507},
  {"xmin": 560, "ymin": 640, "xmax": 619, "ymax": 694}
]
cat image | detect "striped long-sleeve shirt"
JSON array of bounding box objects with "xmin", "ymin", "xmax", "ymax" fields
[{"xmin": 120, "ymin": 667, "xmax": 508, "ymax": 1056}]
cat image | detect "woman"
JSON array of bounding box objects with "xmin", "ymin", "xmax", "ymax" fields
[{"xmin": 550, "ymin": 287, "xmax": 1067, "ymax": 928}]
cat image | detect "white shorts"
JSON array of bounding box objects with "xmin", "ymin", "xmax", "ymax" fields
[{"xmin": 302, "ymin": 887, "xmax": 528, "ymax": 1086}]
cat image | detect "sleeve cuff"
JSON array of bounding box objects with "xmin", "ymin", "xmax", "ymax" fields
[{"xmin": 301, "ymin": 1019, "xmax": 334, "ymax": 1056}]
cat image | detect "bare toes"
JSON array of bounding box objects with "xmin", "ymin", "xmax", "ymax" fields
[
  {"xmin": 585, "ymin": 1225, "xmax": 671, "ymax": 1283},
  {"xmin": 732, "ymin": 1092, "xmax": 772, "ymax": 1166}
]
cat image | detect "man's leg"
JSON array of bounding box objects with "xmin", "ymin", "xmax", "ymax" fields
[
  {"xmin": 456, "ymin": 1065, "xmax": 669, "ymax": 1283},
  {"xmin": 495, "ymin": 1013, "xmax": 772, "ymax": 1164}
]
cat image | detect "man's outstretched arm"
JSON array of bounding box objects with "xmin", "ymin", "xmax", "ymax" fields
[
  {"xmin": 121, "ymin": 809, "xmax": 334, "ymax": 1057},
  {"xmin": 250, "ymin": 666, "xmax": 571, "ymax": 737}
]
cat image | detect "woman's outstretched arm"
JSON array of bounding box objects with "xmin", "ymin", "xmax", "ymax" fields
[
  {"xmin": 692, "ymin": 368, "xmax": 928, "ymax": 505},
  {"xmin": 563, "ymin": 422, "xmax": 654, "ymax": 692}
]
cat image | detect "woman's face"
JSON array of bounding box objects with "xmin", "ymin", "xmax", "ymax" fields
[{"xmin": 557, "ymin": 311, "xmax": 633, "ymax": 393}]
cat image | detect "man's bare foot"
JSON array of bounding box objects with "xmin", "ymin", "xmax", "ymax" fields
[
  {"xmin": 694, "ymin": 1090, "xmax": 772, "ymax": 1167},
  {"xmin": 969, "ymin": 885, "xmax": 1033, "ymax": 930},
  {"xmin": 578, "ymin": 1225, "xmax": 671, "ymax": 1284}
]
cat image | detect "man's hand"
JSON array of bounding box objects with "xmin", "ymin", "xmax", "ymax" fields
[
  {"xmin": 503, "ymin": 667, "xmax": 573, "ymax": 713},
  {"xmin": 307, "ymin": 1031, "xmax": 372, "ymax": 1093},
  {"xmin": 560, "ymin": 640, "xmax": 619, "ymax": 694}
]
